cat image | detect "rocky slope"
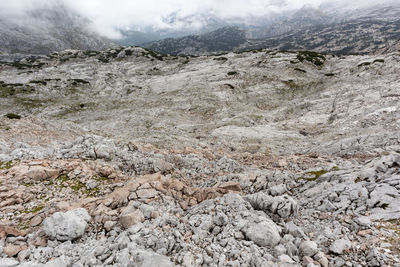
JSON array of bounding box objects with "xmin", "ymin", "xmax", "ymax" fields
[
  {"xmin": 0, "ymin": 3, "xmax": 114, "ymax": 55},
  {"xmin": 0, "ymin": 47, "xmax": 400, "ymax": 266},
  {"xmin": 145, "ymin": 27, "xmax": 247, "ymax": 56},
  {"xmin": 144, "ymin": 4, "xmax": 400, "ymax": 56},
  {"xmin": 245, "ymin": 18, "xmax": 400, "ymax": 55}
]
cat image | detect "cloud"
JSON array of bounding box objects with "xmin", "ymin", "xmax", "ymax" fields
[
  {"xmin": 0, "ymin": 0, "xmax": 391, "ymax": 39},
  {"xmin": 62, "ymin": 0, "xmax": 334, "ymax": 38}
]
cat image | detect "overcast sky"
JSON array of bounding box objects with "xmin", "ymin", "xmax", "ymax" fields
[{"xmin": 0, "ymin": 0, "xmax": 388, "ymax": 38}]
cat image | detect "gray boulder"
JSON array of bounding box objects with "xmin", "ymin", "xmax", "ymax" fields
[
  {"xmin": 300, "ymin": 240, "xmax": 318, "ymax": 256},
  {"xmin": 330, "ymin": 239, "xmax": 351, "ymax": 255},
  {"xmin": 43, "ymin": 208, "xmax": 91, "ymax": 241},
  {"xmin": 241, "ymin": 217, "xmax": 281, "ymax": 247}
]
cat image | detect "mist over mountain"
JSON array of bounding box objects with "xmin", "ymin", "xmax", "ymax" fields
[
  {"xmin": 143, "ymin": 3, "xmax": 400, "ymax": 56},
  {"xmin": 0, "ymin": 1, "xmax": 114, "ymax": 55}
]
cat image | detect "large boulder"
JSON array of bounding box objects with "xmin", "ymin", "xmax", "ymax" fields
[
  {"xmin": 241, "ymin": 217, "xmax": 281, "ymax": 247},
  {"xmin": 43, "ymin": 208, "xmax": 91, "ymax": 241}
]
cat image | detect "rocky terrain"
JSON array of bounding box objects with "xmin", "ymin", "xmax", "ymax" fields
[{"xmin": 0, "ymin": 46, "xmax": 400, "ymax": 266}]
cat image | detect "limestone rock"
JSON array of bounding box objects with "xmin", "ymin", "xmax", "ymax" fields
[
  {"xmin": 43, "ymin": 208, "xmax": 91, "ymax": 241},
  {"xmin": 330, "ymin": 239, "xmax": 351, "ymax": 255},
  {"xmin": 244, "ymin": 192, "xmax": 298, "ymax": 219},
  {"xmin": 300, "ymin": 241, "xmax": 318, "ymax": 257},
  {"xmin": 241, "ymin": 218, "xmax": 281, "ymax": 247},
  {"xmin": 0, "ymin": 258, "xmax": 19, "ymax": 267}
]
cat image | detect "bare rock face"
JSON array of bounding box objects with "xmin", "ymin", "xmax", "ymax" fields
[
  {"xmin": 244, "ymin": 192, "xmax": 298, "ymax": 219},
  {"xmin": 43, "ymin": 208, "xmax": 91, "ymax": 241}
]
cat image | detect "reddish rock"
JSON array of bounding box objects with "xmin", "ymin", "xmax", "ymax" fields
[
  {"xmin": 21, "ymin": 166, "xmax": 60, "ymax": 181},
  {"xmin": 120, "ymin": 209, "xmax": 145, "ymax": 229},
  {"xmin": 0, "ymin": 226, "xmax": 27, "ymax": 237},
  {"xmin": 136, "ymin": 188, "xmax": 158, "ymax": 199},
  {"xmin": 4, "ymin": 245, "xmax": 22, "ymax": 257},
  {"xmin": 358, "ymin": 229, "xmax": 372, "ymax": 237},
  {"xmin": 218, "ymin": 181, "xmax": 241, "ymax": 192}
]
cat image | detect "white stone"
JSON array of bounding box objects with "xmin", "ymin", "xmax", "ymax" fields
[{"xmin": 43, "ymin": 208, "xmax": 91, "ymax": 241}]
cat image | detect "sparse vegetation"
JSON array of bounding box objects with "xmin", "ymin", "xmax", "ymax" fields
[
  {"xmin": 0, "ymin": 161, "xmax": 14, "ymax": 170},
  {"xmin": 214, "ymin": 57, "xmax": 228, "ymax": 61},
  {"xmin": 297, "ymin": 51, "xmax": 326, "ymax": 66},
  {"xmin": 23, "ymin": 205, "xmax": 44, "ymax": 214},
  {"xmin": 5, "ymin": 113, "xmax": 21, "ymax": 119},
  {"xmin": 142, "ymin": 48, "xmax": 166, "ymax": 61}
]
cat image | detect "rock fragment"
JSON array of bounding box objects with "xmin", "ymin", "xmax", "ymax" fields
[
  {"xmin": 300, "ymin": 240, "xmax": 318, "ymax": 257},
  {"xmin": 120, "ymin": 209, "xmax": 145, "ymax": 229},
  {"xmin": 330, "ymin": 239, "xmax": 351, "ymax": 255}
]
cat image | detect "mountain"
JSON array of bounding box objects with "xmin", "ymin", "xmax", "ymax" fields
[
  {"xmin": 246, "ymin": 18, "xmax": 400, "ymax": 55},
  {"xmin": 143, "ymin": 4, "xmax": 400, "ymax": 56},
  {"xmin": 0, "ymin": 2, "xmax": 114, "ymax": 55},
  {"xmin": 144, "ymin": 26, "xmax": 247, "ymax": 56},
  {"xmin": 245, "ymin": 6, "xmax": 333, "ymax": 39},
  {"xmin": 114, "ymin": 13, "xmax": 230, "ymax": 46}
]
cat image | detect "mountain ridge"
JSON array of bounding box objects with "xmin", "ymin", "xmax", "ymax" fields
[{"xmin": 0, "ymin": 2, "xmax": 115, "ymax": 55}]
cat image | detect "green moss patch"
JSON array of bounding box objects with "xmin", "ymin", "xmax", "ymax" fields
[
  {"xmin": 214, "ymin": 57, "xmax": 228, "ymax": 61},
  {"xmin": 300, "ymin": 167, "xmax": 339, "ymax": 182},
  {"xmin": 23, "ymin": 205, "xmax": 44, "ymax": 214},
  {"xmin": 0, "ymin": 161, "xmax": 14, "ymax": 170},
  {"xmin": 307, "ymin": 170, "xmax": 328, "ymax": 181}
]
